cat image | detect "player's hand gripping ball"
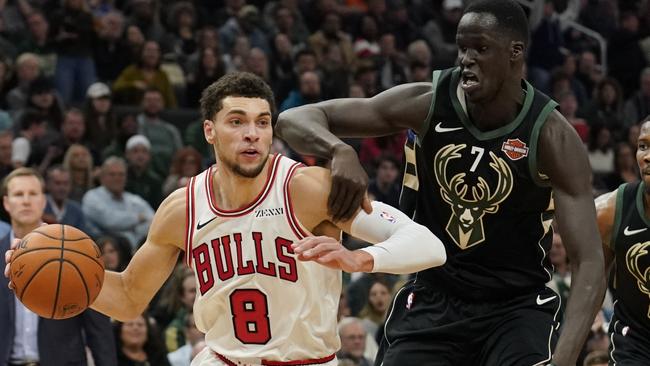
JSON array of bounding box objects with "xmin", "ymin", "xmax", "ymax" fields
[{"xmin": 9, "ymin": 224, "xmax": 104, "ymax": 319}]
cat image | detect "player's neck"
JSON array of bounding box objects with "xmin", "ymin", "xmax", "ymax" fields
[
  {"xmin": 467, "ymin": 80, "xmax": 524, "ymax": 130},
  {"xmin": 12, "ymin": 221, "xmax": 42, "ymax": 239},
  {"xmin": 212, "ymin": 158, "xmax": 272, "ymax": 211}
]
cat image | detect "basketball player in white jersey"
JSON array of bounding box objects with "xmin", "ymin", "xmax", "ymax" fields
[{"xmin": 5, "ymin": 72, "xmax": 447, "ymax": 366}]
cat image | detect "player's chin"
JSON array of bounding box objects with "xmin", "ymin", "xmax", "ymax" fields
[{"xmin": 642, "ymin": 173, "xmax": 650, "ymax": 188}]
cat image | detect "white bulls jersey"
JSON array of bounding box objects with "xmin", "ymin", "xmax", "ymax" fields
[{"xmin": 183, "ymin": 154, "xmax": 341, "ymax": 363}]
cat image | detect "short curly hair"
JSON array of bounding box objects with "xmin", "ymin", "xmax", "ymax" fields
[{"xmin": 199, "ymin": 72, "xmax": 276, "ymax": 122}]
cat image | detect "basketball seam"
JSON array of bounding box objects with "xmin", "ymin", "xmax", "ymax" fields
[
  {"xmin": 17, "ymin": 258, "xmax": 62, "ymax": 301},
  {"xmin": 50, "ymin": 224, "xmax": 66, "ymax": 319},
  {"xmin": 64, "ymin": 259, "xmax": 91, "ymax": 310},
  {"xmin": 12, "ymin": 247, "xmax": 104, "ymax": 268},
  {"xmin": 30, "ymin": 230, "xmax": 91, "ymax": 242}
]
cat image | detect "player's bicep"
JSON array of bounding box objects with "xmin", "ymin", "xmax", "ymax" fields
[{"xmin": 322, "ymin": 82, "xmax": 433, "ymax": 136}]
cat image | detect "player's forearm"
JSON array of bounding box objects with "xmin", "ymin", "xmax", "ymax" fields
[
  {"xmin": 90, "ymin": 271, "xmax": 145, "ymax": 322},
  {"xmin": 553, "ymin": 257, "xmax": 606, "ymax": 365},
  {"xmin": 276, "ymin": 105, "xmax": 348, "ymax": 159}
]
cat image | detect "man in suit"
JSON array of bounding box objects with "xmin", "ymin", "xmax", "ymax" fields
[
  {"xmin": 43, "ymin": 165, "xmax": 88, "ymax": 232},
  {"xmin": 0, "ymin": 167, "xmax": 117, "ymax": 366}
]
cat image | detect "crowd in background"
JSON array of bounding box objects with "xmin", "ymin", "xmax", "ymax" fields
[{"xmin": 0, "ymin": 0, "xmax": 647, "ymax": 365}]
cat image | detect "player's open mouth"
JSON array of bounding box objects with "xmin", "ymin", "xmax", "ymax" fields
[
  {"xmin": 242, "ymin": 149, "xmax": 259, "ymax": 157},
  {"xmin": 461, "ymin": 71, "xmax": 480, "ymax": 92}
]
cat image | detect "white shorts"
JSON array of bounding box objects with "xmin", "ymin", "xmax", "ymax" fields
[{"xmin": 190, "ymin": 347, "xmax": 339, "ymax": 366}]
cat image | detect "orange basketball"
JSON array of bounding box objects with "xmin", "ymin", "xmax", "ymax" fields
[{"xmin": 9, "ymin": 224, "xmax": 104, "ymax": 319}]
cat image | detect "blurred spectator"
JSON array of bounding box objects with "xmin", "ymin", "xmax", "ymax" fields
[
  {"xmin": 124, "ymin": 24, "xmax": 146, "ymax": 62},
  {"xmin": 0, "ymin": 130, "xmax": 13, "ymax": 180},
  {"xmin": 103, "ymin": 112, "xmax": 139, "ymax": 160},
  {"xmin": 162, "ymin": 147, "xmax": 203, "ymax": 197},
  {"xmin": 97, "ymin": 235, "xmax": 132, "ymax": 271},
  {"xmin": 376, "ymin": 33, "xmax": 407, "ymax": 91},
  {"xmin": 384, "ymin": 1, "xmax": 418, "ymax": 51},
  {"xmin": 244, "ymin": 47, "xmax": 272, "ymax": 84},
  {"xmin": 43, "ymin": 165, "xmax": 88, "ymax": 233},
  {"xmin": 124, "ymin": 134, "xmax": 164, "ymax": 209},
  {"xmin": 623, "ymin": 67, "xmax": 650, "ymax": 126},
  {"xmin": 600, "ymin": 142, "xmax": 640, "ymax": 191},
  {"xmin": 406, "ymin": 40, "xmax": 432, "ymax": 71},
  {"xmin": 421, "ymin": 0, "xmax": 463, "ymax": 69},
  {"xmin": 11, "ymin": 109, "xmax": 48, "ymax": 168},
  {"xmin": 126, "ymin": 0, "xmax": 167, "ymax": 46},
  {"xmin": 84, "ymin": 82, "xmax": 118, "ymax": 153},
  {"xmin": 18, "ymin": 12, "xmax": 55, "ymax": 76},
  {"xmin": 559, "ymin": 54, "xmax": 588, "ymax": 106},
  {"xmin": 610, "ymin": 11, "xmax": 647, "ymax": 97},
  {"xmin": 167, "ymin": 312, "xmax": 203, "ymax": 366},
  {"xmin": 0, "ymin": 57, "xmax": 11, "ymax": 107},
  {"xmin": 626, "ymin": 123, "xmax": 641, "ymax": 153},
  {"xmin": 113, "ymin": 40, "xmax": 177, "ymax": 107},
  {"xmin": 359, "ymin": 132, "xmax": 405, "ymax": 169},
  {"xmin": 587, "ymin": 124, "xmax": 615, "ymax": 176},
  {"xmin": 166, "ymin": 2, "xmax": 198, "ymax": 64},
  {"xmin": 219, "ymin": 5, "xmax": 271, "ymax": 56},
  {"xmin": 94, "ymin": 11, "xmax": 132, "ymax": 82},
  {"xmin": 358, "ymin": 280, "xmax": 391, "ymax": 340},
  {"xmin": 309, "ymin": 12, "xmax": 355, "ymax": 71},
  {"xmin": 114, "ymin": 313, "xmax": 171, "ymax": 366},
  {"xmin": 575, "ymin": 50, "xmax": 602, "ymax": 98},
  {"xmin": 269, "ymin": 4, "xmax": 309, "ymax": 45},
  {"xmin": 346, "ymin": 273, "xmax": 398, "ymax": 317},
  {"xmin": 280, "ymin": 70, "xmax": 322, "ymax": 112},
  {"xmin": 320, "ymin": 43, "xmax": 350, "ymax": 99},
  {"xmin": 337, "ymin": 317, "xmax": 373, "ymax": 366},
  {"xmin": 578, "ymin": 0, "xmax": 618, "ymax": 40},
  {"xmin": 528, "ymin": 0, "xmax": 564, "ymax": 89},
  {"xmin": 275, "ymin": 48, "xmax": 319, "ymax": 106},
  {"xmin": 17, "ymin": 76, "xmax": 64, "ymax": 132},
  {"xmin": 367, "ymin": 154, "xmax": 401, "ymax": 208},
  {"xmin": 558, "ymin": 91, "xmax": 589, "ymax": 143},
  {"xmin": 6, "ymin": 53, "xmax": 41, "ymax": 111},
  {"xmin": 186, "ymin": 47, "xmax": 226, "ymax": 108},
  {"xmin": 338, "ymin": 291, "xmax": 352, "ymax": 322},
  {"xmin": 82, "ymin": 156, "xmax": 154, "ymax": 249},
  {"xmin": 63, "ymin": 143, "xmax": 96, "ymax": 202},
  {"xmin": 269, "ymin": 33, "xmax": 295, "ymax": 98},
  {"xmin": 580, "ymin": 78, "xmax": 624, "ymax": 135},
  {"xmin": 57, "ymin": 108, "xmax": 94, "ymax": 156},
  {"xmin": 50, "ymin": 0, "xmax": 97, "ymax": 105},
  {"xmin": 213, "ymin": 0, "xmax": 246, "ymax": 28},
  {"xmin": 354, "ymin": 15, "xmax": 380, "ymax": 59},
  {"xmin": 409, "ymin": 61, "xmax": 431, "ymax": 82},
  {"xmin": 155, "ymin": 266, "xmax": 196, "ymax": 351},
  {"xmin": 582, "ymin": 311, "xmax": 610, "ymax": 357},
  {"xmin": 136, "ymin": 88, "xmax": 183, "ymax": 177},
  {"xmin": 185, "ymin": 26, "xmax": 220, "ymax": 72},
  {"xmin": 0, "ymin": 0, "xmax": 27, "ymax": 38}
]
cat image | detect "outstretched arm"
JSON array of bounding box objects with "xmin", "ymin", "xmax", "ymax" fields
[
  {"xmin": 539, "ymin": 111, "xmax": 606, "ymax": 366},
  {"xmin": 275, "ymin": 82, "xmax": 433, "ymax": 221},
  {"xmin": 90, "ymin": 188, "xmax": 186, "ymax": 321},
  {"xmin": 289, "ymin": 167, "xmax": 446, "ymax": 274}
]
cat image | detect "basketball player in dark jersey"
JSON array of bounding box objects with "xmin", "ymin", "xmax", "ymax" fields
[
  {"xmin": 596, "ymin": 118, "xmax": 650, "ymax": 365},
  {"xmin": 276, "ymin": 1, "xmax": 605, "ymax": 365}
]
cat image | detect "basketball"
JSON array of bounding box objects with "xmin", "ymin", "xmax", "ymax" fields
[{"xmin": 9, "ymin": 224, "xmax": 104, "ymax": 319}]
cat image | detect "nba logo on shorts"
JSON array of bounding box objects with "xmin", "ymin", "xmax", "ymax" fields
[
  {"xmin": 406, "ymin": 292, "xmax": 415, "ymax": 309},
  {"xmin": 380, "ymin": 211, "xmax": 397, "ymax": 223}
]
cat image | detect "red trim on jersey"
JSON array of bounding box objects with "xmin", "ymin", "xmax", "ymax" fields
[
  {"xmin": 214, "ymin": 352, "xmax": 335, "ymax": 366},
  {"xmin": 283, "ymin": 162, "xmax": 308, "ymax": 239},
  {"xmin": 184, "ymin": 176, "xmax": 196, "ymax": 268},
  {"xmin": 206, "ymin": 154, "xmax": 281, "ymax": 217}
]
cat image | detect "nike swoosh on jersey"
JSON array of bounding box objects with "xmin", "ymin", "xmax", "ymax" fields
[
  {"xmin": 536, "ymin": 295, "xmax": 557, "ymax": 306},
  {"xmin": 623, "ymin": 226, "xmax": 648, "ymax": 236},
  {"xmin": 434, "ymin": 122, "xmax": 463, "ymax": 133},
  {"xmin": 196, "ymin": 216, "xmax": 217, "ymax": 230}
]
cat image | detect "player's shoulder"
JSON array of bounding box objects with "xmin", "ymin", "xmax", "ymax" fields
[
  {"xmin": 289, "ymin": 166, "xmax": 332, "ymax": 196},
  {"xmin": 148, "ymin": 186, "xmax": 188, "ymax": 249},
  {"xmin": 595, "ymin": 186, "xmax": 623, "ymax": 240}
]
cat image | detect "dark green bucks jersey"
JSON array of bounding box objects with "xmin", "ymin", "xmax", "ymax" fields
[
  {"xmin": 610, "ymin": 181, "xmax": 650, "ymax": 330},
  {"xmin": 400, "ymin": 67, "xmax": 558, "ymax": 301}
]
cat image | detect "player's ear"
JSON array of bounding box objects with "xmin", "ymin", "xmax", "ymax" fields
[
  {"xmin": 203, "ymin": 119, "xmax": 216, "ymax": 144},
  {"xmin": 510, "ymin": 41, "xmax": 524, "ymax": 62}
]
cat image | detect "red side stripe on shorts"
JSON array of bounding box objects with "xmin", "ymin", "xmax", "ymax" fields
[{"xmin": 184, "ymin": 176, "xmax": 196, "ymax": 268}]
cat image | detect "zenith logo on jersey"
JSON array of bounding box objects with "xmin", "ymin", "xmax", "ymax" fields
[
  {"xmin": 254, "ymin": 207, "xmax": 284, "ymax": 218},
  {"xmin": 192, "ymin": 232, "xmax": 298, "ymax": 295}
]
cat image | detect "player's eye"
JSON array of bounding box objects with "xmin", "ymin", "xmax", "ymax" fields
[
  {"xmin": 230, "ymin": 119, "xmax": 242, "ymax": 126},
  {"xmin": 479, "ymin": 46, "xmax": 488, "ymax": 53},
  {"xmin": 257, "ymin": 119, "xmax": 270, "ymax": 127}
]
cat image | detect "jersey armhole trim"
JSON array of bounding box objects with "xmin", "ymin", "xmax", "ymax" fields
[
  {"xmin": 610, "ymin": 183, "xmax": 627, "ymax": 251},
  {"xmin": 419, "ymin": 69, "xmax": 443, "ymax": 138},
  {"xmin": 184, "ymin": 176, "xmax": 197, "ymax": 268},
  {"xmin": 283, "ymin": 162, "xmax": 309, "ymax": 239},
  {"xmin": 528, "ymin": 100, "xmax": 559, "ymax": 187}
]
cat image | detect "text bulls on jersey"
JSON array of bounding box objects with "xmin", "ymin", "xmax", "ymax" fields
[{"xmin": 192, "ymin": 232, "xmax": 298, "ymax": 295}]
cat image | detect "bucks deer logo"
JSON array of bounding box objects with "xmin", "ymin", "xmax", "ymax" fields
[
  {"xmin": 434, "ymin": 144, "xmax": 513, "ymax": 249},
  {"xmin": 626, "ymin": 241, "xmax": 650, "ymax": 318}
]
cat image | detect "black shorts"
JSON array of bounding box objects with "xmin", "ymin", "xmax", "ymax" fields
[
  {"xmin": 375, "ymin": 281, "xmax": 560, "ymax": 366},
  {"xmin": 608, "ymin": 311, "xmax": 650, "ymax": 366}
]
